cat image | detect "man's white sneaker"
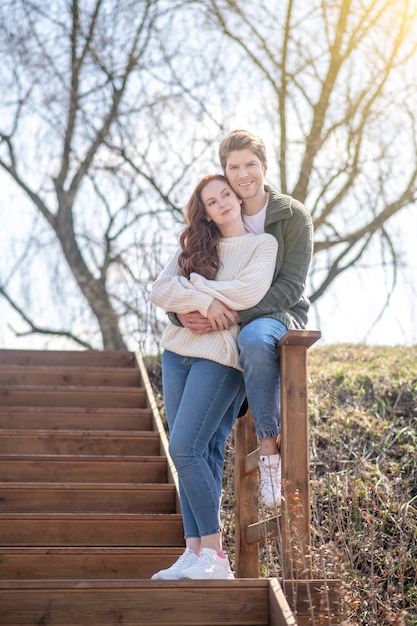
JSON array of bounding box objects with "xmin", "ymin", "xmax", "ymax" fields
[
  {"xmin": 151, "ymin": 547, "xmax": 199, "ymax": 580},
  {"xmin": 180, "ymin": 548, "xmax": 235, "ymax": 580},
  {"xmin": 258, "ymin": 453, "xmax": 282, "ymax": 507}
]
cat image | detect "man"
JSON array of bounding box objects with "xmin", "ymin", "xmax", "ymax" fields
[{"xmin": 170, "ymin": 129, "xmax": 313, "ymax": 507}]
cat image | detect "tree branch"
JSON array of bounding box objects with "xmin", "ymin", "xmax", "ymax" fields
[{"xmin": 0, "ymin": 285, "xmax": 94, "ymax": 350}]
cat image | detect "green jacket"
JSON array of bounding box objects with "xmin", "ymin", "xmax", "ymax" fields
[
  {"xmin": 238, "ymin": 185, "xmax": 313, "ymax": 329},
  {"xmin": 168, "ymin": 184, "xmax": 313, "ymax": 330}
]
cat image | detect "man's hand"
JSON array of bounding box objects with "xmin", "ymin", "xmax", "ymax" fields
[
  {"xmin": 177, "ymin": 311, "xmax": 213, "ymax": 333},
  {"xmin": 176, "ymin": 300, "xmax": 240, "ymax": 333}
]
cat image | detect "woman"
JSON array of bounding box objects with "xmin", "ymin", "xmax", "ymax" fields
[{"xmin": 150, "ymin": 174, "xmax": 277, "ymax": 580}]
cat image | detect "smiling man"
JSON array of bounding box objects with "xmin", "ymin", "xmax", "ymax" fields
[{"xmin": 172, "ymin": 129, "xmax": 314, "ymax": 508}]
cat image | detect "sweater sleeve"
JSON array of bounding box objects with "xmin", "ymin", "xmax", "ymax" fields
[
  {"xmin": 150, "ymin": 249, "xmax": 214, "ymax": 316},
  {"xmin": 189, "ymin": 236, "xmax": 278, "ymax": 310}
]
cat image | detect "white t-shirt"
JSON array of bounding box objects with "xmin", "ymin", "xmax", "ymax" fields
[{"xmin": 242, "ymin": 199, "xmax": 268, "ymax": 234}]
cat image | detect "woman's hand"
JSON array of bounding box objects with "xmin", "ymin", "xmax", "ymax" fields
[
  {"xmin": 206, "ymin": 299, "xmax": 239, "ymax": 331},
  {"xmin": 177, "ymin": 300, "xmax": 239, "ymax": 333}
]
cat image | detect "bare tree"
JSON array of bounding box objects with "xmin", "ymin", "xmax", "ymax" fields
[
  {"xmin": 203, "ymin": 0, "xmax": 417, "ymax": 302},
  {"xmin": 1, "ymin": 0, "xmax": 417, "ymax": 350},
  {"xmin": 0, "ymin": 0, "xmax": 227, "ymax": 349}
]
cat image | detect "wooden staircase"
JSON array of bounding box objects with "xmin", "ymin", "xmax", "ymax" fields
[{"xmin": 0, "ymin": 349, "xmax": 293, "ymax": 626}]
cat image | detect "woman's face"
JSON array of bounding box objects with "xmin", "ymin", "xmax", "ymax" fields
[{"xmin": 201, "ymin": 179, "xmax": 242, "ymax": 229}]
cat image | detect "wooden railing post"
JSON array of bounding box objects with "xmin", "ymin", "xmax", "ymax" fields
[
  {"xmin": 234, "ymin": 329, "xmax": 320, "ymax": 581},
  {"xmin": 278, "ymin": 330, "xmax": 320, "ymax": 579},
  {"xmin": 234, "ymin": 410, "xmax": 260, "ymax": 578}
]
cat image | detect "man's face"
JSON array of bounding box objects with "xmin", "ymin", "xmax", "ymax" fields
[{"xmin": 224, "ymin": 149, "xmax": 267, "ymax": 202}]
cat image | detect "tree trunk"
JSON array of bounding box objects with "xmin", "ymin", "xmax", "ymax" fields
[{"xmin": 55, "ymin": 200, "xmax": 128, "ymax": 351}]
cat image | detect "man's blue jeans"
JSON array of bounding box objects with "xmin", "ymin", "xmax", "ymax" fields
[
  {"xmin": 162, "ymin": 350, "xmax": 245, "ymax": 539},
  {"xmin": 237, "ymin": 318, "xmax": 288, "ymax": 439}
]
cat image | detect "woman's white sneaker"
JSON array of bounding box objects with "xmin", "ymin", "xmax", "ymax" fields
[
  {"xmin": 151, "ymin": 548, "xmax": 199, "ymax": 580},
  {"xmin": 180, "ymin": 548, "xmax": 235, "ymax": 580}
]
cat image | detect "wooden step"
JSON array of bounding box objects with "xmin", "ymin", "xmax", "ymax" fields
[
  {"xmin": 0, "ymin": 455, "xmax": 168, "ymax": 483},
  {"xmin": 0, "ymin": 407, "xmax": 153, "ymax": 431},
  {"xmin": 0, "ymin": 430, "xmax": 160, "ymax": 455},
  {"xmin": 0, "ymin": 365, "xmax": 141, "ymax": 387},
  {"xmin": 0, "ymin": 350, "xmax": 136, "ymax": 368},
  {"xmin": 0, "ymin": 513, "xmax": 184, "ymax": 546},
  {"xmin": 0, "ymin": 579, "xmax": 271, "ymax": 626},
  {"xmin": 0, "ymin": 547, "xmax": 185, "ymax": 580},
  {"xmin": 0, "ymin": 483, "xmax": 176, "ymax": 513},
  {"xmin": 0, "ymin": 385, "xmax": 146, "ymax": 408}
]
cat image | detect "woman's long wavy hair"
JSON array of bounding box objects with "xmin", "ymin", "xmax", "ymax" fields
[{"xmin": 178, "ymin": 174, "xmax": 237, "ymax": 280}]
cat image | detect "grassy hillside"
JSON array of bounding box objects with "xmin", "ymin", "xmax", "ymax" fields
[
  {"xmin": 148, "ymin": 344, "xmax": 417, "ymax": 625},
  {"xmin": 305, "ymin": 344, "xmax": 417, "ymax": 625}
]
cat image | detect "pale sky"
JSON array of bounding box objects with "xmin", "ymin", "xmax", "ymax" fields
[{"xmin": 309, "ymin": 203, "xmax": 417, "ymax": 346}]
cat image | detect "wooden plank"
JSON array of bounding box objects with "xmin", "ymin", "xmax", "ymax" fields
[
  {"xmin": 0, "ymin": 385, "xmax": 146, "ymax": 408},
  {"xmin": 235, "ymin": 411, "xmax": 260, "ymax": 578},
  {"xmin": 245, "ymin": 447, "xmax": 260, "ymax": 474},
  {"xmin": 278, "ymin": 330, "xmax": 321, "ymax": 349},
  {"xmin": 0, "ymin": 547, "xmax": 185, "ymax": 580},
  {"xmin": 0, "ymin": 456, "xmax": 168, "ymax": 483},
  {"xmin": 280, "ymin": 344, "xmax": 311, "ymax": 578},
  {"xmin": 0, "ymin": 430, "xmax": 160, "ymax": 456},
  {"xmin": 0, "ymin": 407, "xmax": 152, "ymax": 431},
  {"xmin": 0, "ymin": 365, "xmax": 141, "ymax": 387},
  {"xmin": 0, "ymin": 513, "xmax": 184, "ymax": 547},
  {"xmin": 246, "ymin": 516, "xmax": 279, "ymax": 545},
  {"xmin": 0, "ymin": 578, "xmax": 343, "ymax": 625},
  {"xmin": 0, "ymin": 483, "xmax": 176, "ymax": 514},
  {"xmin": 0, "ymin": 580, "xmax": 270, "ymax": 626},
  {"xmin": 134, "ymin": 352, "xmax": 179, "ymax": 495},
  {"xmin": 277, "ymin": 331, "xmax": 320, "ymax": 580},
  {"xmin": 0, "ymin": 349, "xmax": 136, "ymax": 368},
  {"xmin": 268, "ymin": 578, "xmax": 297, "ymax": 626}
]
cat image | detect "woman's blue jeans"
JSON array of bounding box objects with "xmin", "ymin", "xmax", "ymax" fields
[
  {"xmin": 162, "ymin": 350, "xmax": 245, "ymax": 539},
  {"xmin": 237, "ymin": 318, "xmax": 288, "ymax": 439}
]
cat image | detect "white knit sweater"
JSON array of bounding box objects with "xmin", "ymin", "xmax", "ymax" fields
[{"xmin": 151, "ymin": 233, "xmax": 278, "ymax": 370}]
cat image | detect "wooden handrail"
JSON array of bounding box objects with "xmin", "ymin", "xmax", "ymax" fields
[
  {"xmin": 134, "ymin": 351, "xmax": 181, "ymax": 514},
  {"xmin": 234, "ymin": 330, "xmax": 321, "ymax": 579},
  {"xmin": 279, "ymin": 330, "xmax": 320, "ymax": 579}
]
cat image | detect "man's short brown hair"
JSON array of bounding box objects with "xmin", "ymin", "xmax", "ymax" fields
[{"xmin": 219, "ymin": 129, "xmax": 267, "ymax": 172}]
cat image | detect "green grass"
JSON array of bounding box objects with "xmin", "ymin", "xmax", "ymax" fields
[
  {"xmin": 223, "ymin": 344, "xmax": 417, "ymax": 624},
  {"xmin": 304, "ymin": 344, "xmax": 416, "ymax": 625}
]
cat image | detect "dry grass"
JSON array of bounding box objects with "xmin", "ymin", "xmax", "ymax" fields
[
  {"xmin": 305, "ymin": 344, "xmax": 417, "ymax": 625},
  {"xmin": 147, "ymin": 344, "xmax": 417, "ymax": 625}
]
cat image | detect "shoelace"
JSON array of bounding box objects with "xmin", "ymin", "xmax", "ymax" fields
[
  {"xmin": 199, "ymin": 551, "xmax": 218, "ymax": 567},
  {"xmin": 176, "ymin": 549, "xmax": 196, "ymax": 566}
]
